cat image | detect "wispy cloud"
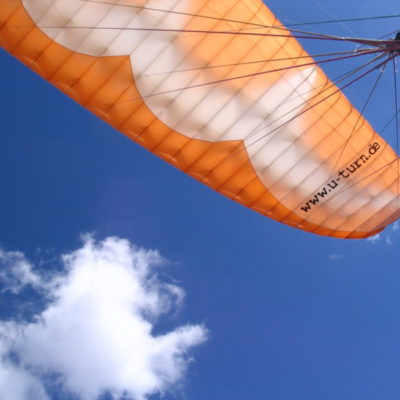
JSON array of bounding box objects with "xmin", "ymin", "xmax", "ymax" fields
[
  {"xmin": 366, "ymin": 222, "xmax": 400, "ymax": 246},
  {"xmin": 0, "ymin": 250, "xmax": 42, "ymax": 294},
  {"xmin": 366, "ymin": 233, "xmax": 382, "ymax": 244},
  {"xmin": 329, "ymin": 253, "xmax": 343, "ymax": 261},
  {"xmin": 0, "ymin": 236, "xmax": 207, "ymax": 400}
]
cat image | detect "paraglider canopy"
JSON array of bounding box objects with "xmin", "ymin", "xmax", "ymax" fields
[{"xmin": 0, "ymin": 0, "xmax": 400, "ymax": 239}]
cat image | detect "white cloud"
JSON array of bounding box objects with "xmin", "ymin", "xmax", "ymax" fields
[
  {"xmin": 0, "ymin": 323, "xmax": 49, "ymax": 400},
  {"xmin": 0, "ymin": 361, "xmax": 49, "ymax": 400},
  {"xmin": 0, "ymin": 250, "xmax": 42, "ymax": 294},
  {"xmin": 366, "ymin": 233, "xmax": 381, "ymax": 244},
  {"xmin": 0, "ymin": 237, "xmax": 207, "ymax": 400},
  {"xmin": 366, "ymin": 222, "xmax": 400, "ymax": 246}
]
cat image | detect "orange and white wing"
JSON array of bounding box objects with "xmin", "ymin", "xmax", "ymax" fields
[{"xmin": 1, "ymin": 0, "xmax": 399, "ymax": 238}]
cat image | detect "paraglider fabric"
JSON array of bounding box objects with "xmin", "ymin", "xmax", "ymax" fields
[{"xmin": 1, "ymin": 0, "xmax": 399, "ymax": 238}]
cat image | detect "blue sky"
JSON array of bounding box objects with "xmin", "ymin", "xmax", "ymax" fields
[{"xmin": 1, "ymin": 1, "xmax": 400, "ymax": 399}]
